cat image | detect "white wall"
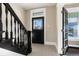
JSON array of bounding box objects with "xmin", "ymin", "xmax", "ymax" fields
[
  {"xmin": 9, "ymin": 3, "xmax": 26, "ymax": 29},
  {"xmin": 25, "ymin": 10, "xmax": 30, "ymax": 30},
  {"xmin": 45, "ymin": 6, "xmax": 57, "ymax": 45}
]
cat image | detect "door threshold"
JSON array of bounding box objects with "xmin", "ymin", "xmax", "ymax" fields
[{"xmin": 68, "ymin": 46, "xmax": 79, "ymax": 49}]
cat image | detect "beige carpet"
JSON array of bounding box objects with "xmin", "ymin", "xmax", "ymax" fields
[{"xmin": 28, "ymin": 44, "xmax": 58, "ymax": 56}]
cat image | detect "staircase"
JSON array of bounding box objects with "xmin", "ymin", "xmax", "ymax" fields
[{"xmin": 0, "ymin": 3, "xmax": 32, "ymax": 55}]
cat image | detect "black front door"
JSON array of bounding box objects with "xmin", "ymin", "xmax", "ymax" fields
[{"xmin": 32, "ymin": 17, "xmax": 44, "ymax": 44}]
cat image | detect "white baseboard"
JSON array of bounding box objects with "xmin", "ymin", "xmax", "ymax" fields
[{"xmin": 45, "ymin": 42, "xmax": 56, "ymax": 46}]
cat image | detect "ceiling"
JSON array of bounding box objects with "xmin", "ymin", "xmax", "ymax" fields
[
  {"xmin": 64, "ymin": 3, "xmax": 79, "ymax": 12},
  {"xmin": 15, "ymin": 3, "xmax": 56, "ymax": 10},
  {"xmin": 66, "ymin": 7, "xmax": 79, "ymax": 13},
  {"xmin": 65, "ymin": 3, "xmax": 79, "ymax": 8}
]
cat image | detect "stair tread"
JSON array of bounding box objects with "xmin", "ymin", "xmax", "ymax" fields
[{"xmin": 0, "ymin": 40, "xmax": 28, "ymax": 55}]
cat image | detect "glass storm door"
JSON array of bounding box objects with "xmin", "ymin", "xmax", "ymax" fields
[{"xmin": 62, "ymin": 7, "xmax": 68, "ymax": 55}]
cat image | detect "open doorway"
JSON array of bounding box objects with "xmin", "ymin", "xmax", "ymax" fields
[{"xmin": 62, "ymin": 3, "xmax": 79, "ymax": 55}]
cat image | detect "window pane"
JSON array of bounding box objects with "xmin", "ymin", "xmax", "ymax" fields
[
  {"xmin": 68, "ymin": 17, "xmax": 78, "ymax": 39},
  {"xmin": 33, "ymin": 19, "xmax": 43, "ymax": 30}
]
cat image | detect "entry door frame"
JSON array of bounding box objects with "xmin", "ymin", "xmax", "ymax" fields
[
  {"xmin": 30, "ymin": 8, "xmax": 46, "ymax": 44},
  {"xmin": 62, "ymin": 7, "xmax": 69, "ymax": 55}
]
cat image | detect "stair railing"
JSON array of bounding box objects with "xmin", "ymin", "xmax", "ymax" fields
[{"xmin": 0, "ymin": 3, "xmax": 32, "ymax": 55}]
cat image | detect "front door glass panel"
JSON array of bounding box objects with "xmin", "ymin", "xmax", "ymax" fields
[{"xmin": 33, "ymin": 19, "xmax": 43, "ymax": 30}]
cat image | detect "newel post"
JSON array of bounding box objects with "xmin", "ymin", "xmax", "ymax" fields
[{"xmin": 27, "ymin": 31, "xmax": 32, "ymax": 53}]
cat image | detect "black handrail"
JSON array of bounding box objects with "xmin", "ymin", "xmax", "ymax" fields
[
  {"xmin": 3, "ymin": 3, "xmax": 27, "ymax": 33},
  {"xmin": 0, "ymin": 3, "xmax": 32, "ymax": 55}
]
